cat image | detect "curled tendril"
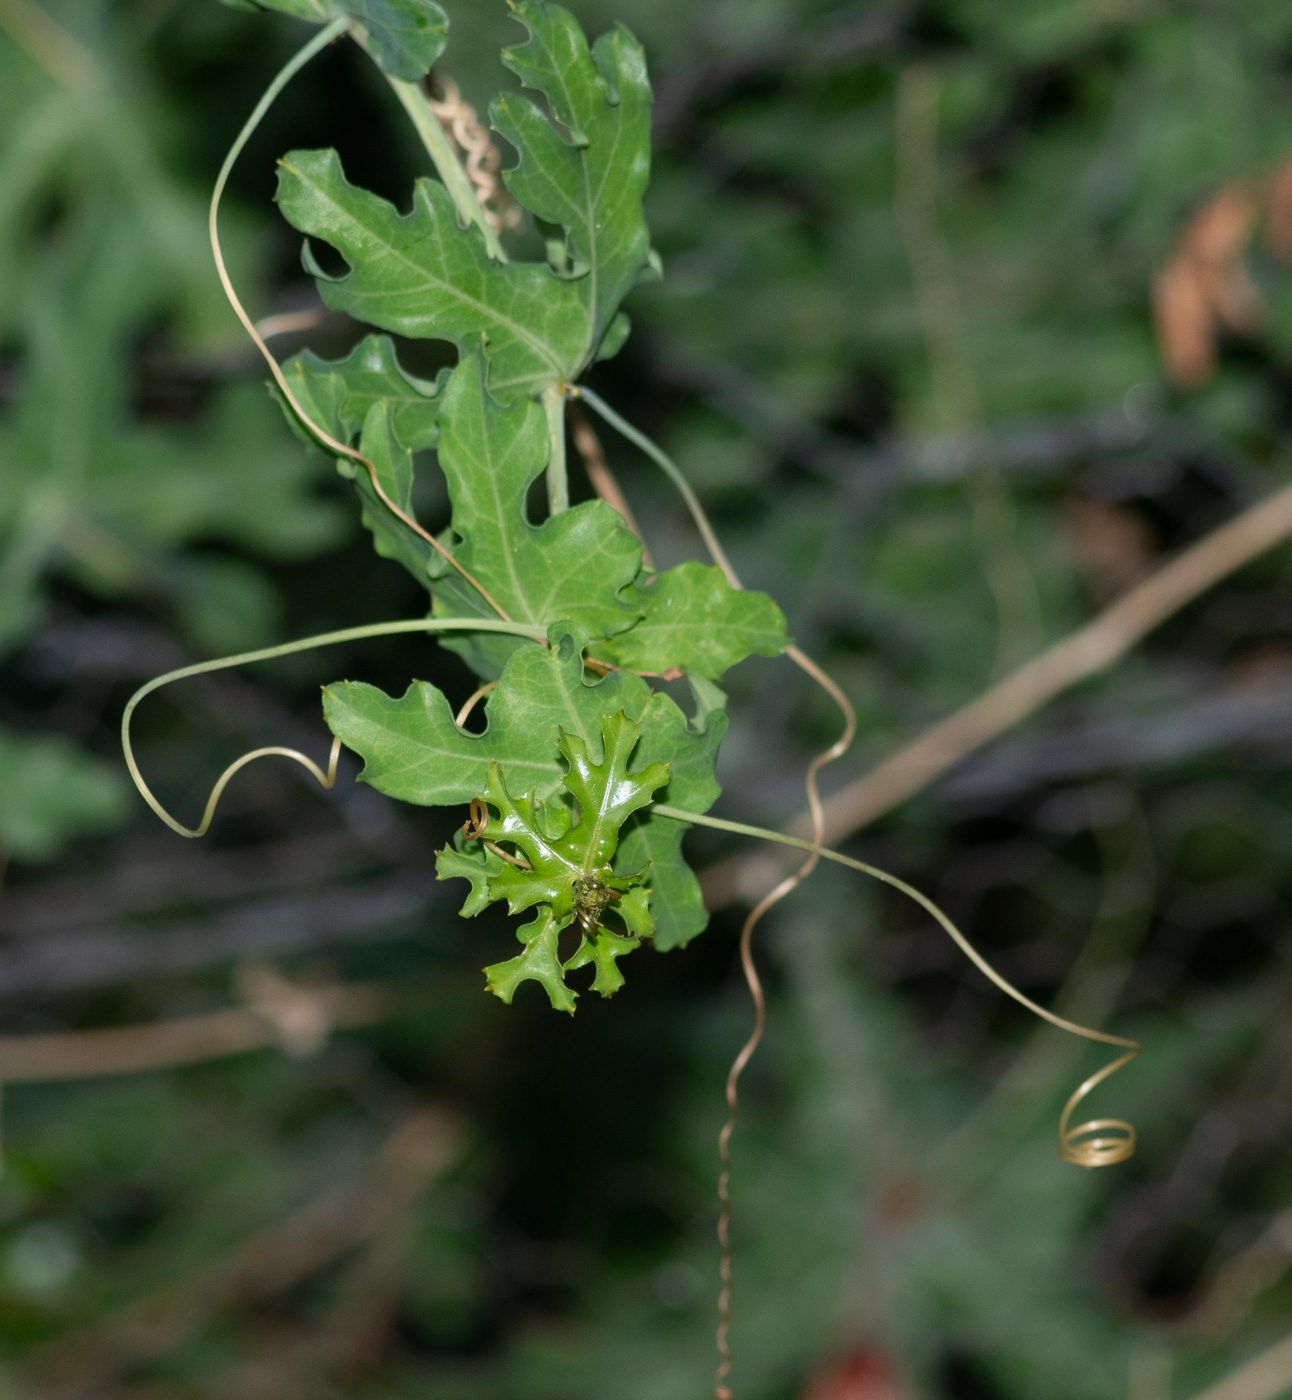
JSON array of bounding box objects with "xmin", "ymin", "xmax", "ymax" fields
[
  {"xmin": 1058, "ymin": 1049, "xmax": 1140, "ymax": 1167},
  {"xmin": 649, "ymin": 802, "xmax": 1143, "ymax": 1173},
  {"xmin": 459, "ymin": 795, "xmax": 533, "ymax": 871},
  {"xmin": 426, "ymin": 74, "xmax": 522, "ymax": 236},
  {"xmin": 460, "ymin": 796, "xmax": 489, "ymax": 842}
]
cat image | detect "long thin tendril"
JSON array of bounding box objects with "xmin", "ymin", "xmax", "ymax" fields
[
  {"xmin": 121, "ymin": 618, "xmax": 546, "ymax": 839},
  {"xmin": 651, "ymin": 802, "xmax": 1141, "ymax": 1170},
  {"xmin": 574, "ymin": 381, "xmax": 859, "ymax": 1396},
  {"xmin": 576, "ymin": 385, "xmax": 741, "ymax": 590},
  {"xmin": 207, "ymin": 18, "xmax": 510, "ymax": 622}
]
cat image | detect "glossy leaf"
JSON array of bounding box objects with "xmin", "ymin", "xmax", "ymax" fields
[
  {"xmin": 614, "ymin": 674, "xmax": 727, "ymax": 950},
  {"xmin": 451, "ymin": 711, "xmax": 668, "ymax": 1010}
]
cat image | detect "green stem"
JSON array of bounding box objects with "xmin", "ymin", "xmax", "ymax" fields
[
  {"xmin": 212, "ymin": 17, "xmax": 348, "ymax": 219},
  {"xmin": 543, "ymin": 385, "xmax": 569, "ymax": 515},
  {"xmin": 648, "ymin": 802, "xmax": 1137, "ymax": 1055},
  {"xmin": 577, "ymin": 385, "xmax": 741, "ymax": 588},
  {"xmin": 123, "ymin": 617, "xmax": 547, "ymax": 838},
  {"xmin": 375, "ymin": 60, "xmax": 507, "ymax": 263}
]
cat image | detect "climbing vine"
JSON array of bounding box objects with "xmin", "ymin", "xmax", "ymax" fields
[
  {"xmin": 221, "ymin": 0, "xmax": 791, "ymax": 1010},
  {"xmin": 121, "ymin": 1, "xmax": 1145, "ymax": 1390}
]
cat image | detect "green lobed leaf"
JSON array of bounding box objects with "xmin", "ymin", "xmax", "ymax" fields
[
  {"xmin": 279, "ymin": 334, "xmax": 446, "ymax": 581},
  {"xmin": 491, "ymin": 0, "xmax": 655, "ymax": 359},
  {"xmin": 281, "ymin": 333, "xmax": 444, "ymax": 450},
  {"xmin": 277, "ymin": 147, "xmax": 588, "ymax": 400},
  {"xmin": 589, "ymin": 560, "xmax": 790, "ymax": 679},
  {"xmin": 484, "ymin": 907, "xmax": 573, "ymax": 1012},
  {"xmin": 614, "ymin": 674, "xmax": 727, "ymax": 950},
  {"xmin": 223, "ymin": 0, "xmax": 448, "ymax": 82},
  {"xmin": 276, "ymin": 3, "xmax": 656, "ymax": 398},
  {"xmin": 426, "ymin": 353, "xmax": 642, "ymax": 675},
  {"xmin": 326, "ymin": 626, "xmax": 697, "ymax": 807}
]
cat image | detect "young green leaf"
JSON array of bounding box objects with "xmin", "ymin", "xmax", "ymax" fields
[
  {"xmin": 614, "ymin": 674, "xmax": 727, "ymax": 950},
  {"xmin": 484, "ymin": 907, "xmax": 574, "ymax": 1012},
  {"xmin": 589, "ymin": 560, "xmax": 790, "ymax": 679},
  {"xmin": 446, "ymin": 710, "xmax": 668, "ymax": 1010}
]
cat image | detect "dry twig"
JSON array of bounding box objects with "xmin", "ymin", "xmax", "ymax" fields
[
  {"xmin": 702, "ymin": 474, "xmax": 1292, "ymax": 908},
  {"xmin": 568, "ymin": 401, "xmax": 654, "ymax": 568},
  {"xmin": 0, "ymin": 973, "xmax": 389, "ymax": 1082}
]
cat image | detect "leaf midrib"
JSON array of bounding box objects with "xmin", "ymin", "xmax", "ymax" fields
[{"xmin": 285, "ymin": 158, "xmax": 568, "ymax": 379}]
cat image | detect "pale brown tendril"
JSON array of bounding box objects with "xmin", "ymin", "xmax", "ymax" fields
[
  {"xmin": 208, "ymin": 22, "xmax": 511, "ymax": 624},
  {"xmin": 460, "ymin": 796, "xmax": 489, "ymax": 842},
  {"xmin": 570, "ymin": 387, "xmax": 859, "ymax": 1399},
  {"xmin": 654, "ymin": 800, "xmax": 1144, "ymax": 1180},
  {"xmin": 1058, "ymin": 1048, "xmax": 1139, "ymax": 1167},
  {"xmin": 162, "ymin": 738, "xmax": 340, "ymax": 841},
  {"xmin": 454, "ymin": 680, "xmax": 498, "ymax": 728},
  {"xmin": 567, "ymin": 402, "xmax": 655, "ymax": 570},
  {"xmin": 425, "ymin": 74, "xmax": 522, "ymax": 236},
  {"xmin": 122, "ymin": 618, "xmax": 547, "ymax": 840},
  {"xmin": 485, "ymin": 841, "xmax": 532, "ymax": 870},
  {"xmin": 714, "ymin": 648, "xmax": 855, "ymax": 1400},
  {"xmin": 580, "ymin": 395, "xmax": 1132, "ymax": 1370},
  {"xmin": 460, "ymin": 796, "xmax": 532, "ymax": 871}
]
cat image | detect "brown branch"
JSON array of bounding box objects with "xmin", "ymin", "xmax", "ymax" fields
[
  {"xmin": 702, "ymin": 476, "xmax": 1292, "ymax": 908},
  {"xmin": 568, "ymin": 402, "xmax": 654, "ymax": 569},
  {"xmin": 0, "ymin": 977, "xmax": 389, "ymax": 1082}
]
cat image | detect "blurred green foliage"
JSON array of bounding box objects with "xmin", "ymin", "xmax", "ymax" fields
[{"xmin": 0, "ymin": 0, "xmax": 342, "ymax": 859}]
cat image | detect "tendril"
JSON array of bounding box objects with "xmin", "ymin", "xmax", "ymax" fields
[
  {"xmin": 121, "ymin": 618, "xmax": 547, "ymax": 839},
  {"xmin": 425, "ymin": 74, "xmax": 522, "ymax": 236},
  {"xmin": 460, "ymin": 795, "xmax": 532, "ymax": 869},
  {"xmin": 651, "ymin": 802, "xmax": 1142, "ymax": 1170},
  {"xmin": 711, "ymin": 644, "xmax": 861, "ymax": 1399},
  {"xmin": 455, "ymin": 680, "xmax": 498, "ymax": 729},
  {"xmin": 207, "ymin": 18, "xmax": 511, "ymax": 623},
  {"xmin": 460, "ymin": 796, "xmax": 488, "ymax": 841},
  {"xmin": 574, "ymin": 382, "xmax": 860, "ymax": 1396}
]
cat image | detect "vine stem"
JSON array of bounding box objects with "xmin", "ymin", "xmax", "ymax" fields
[
  {"xmin": 121, "ymin": 617, "xmax": 547, "ymax": 839},
  {"xmin": 650, "ymin": 802, "xmax": 1141, "ymax": 1170},
  {"xmin": 355, "ymin": 37, "xmax": 507, "ymax": 263},
  {"xmin": 206, "ymin": 18, "xmax": 510, "ymax": 622},
  {"xmin": 542, "ymin": 384, "xmax": 570, "ymax": 515}
]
